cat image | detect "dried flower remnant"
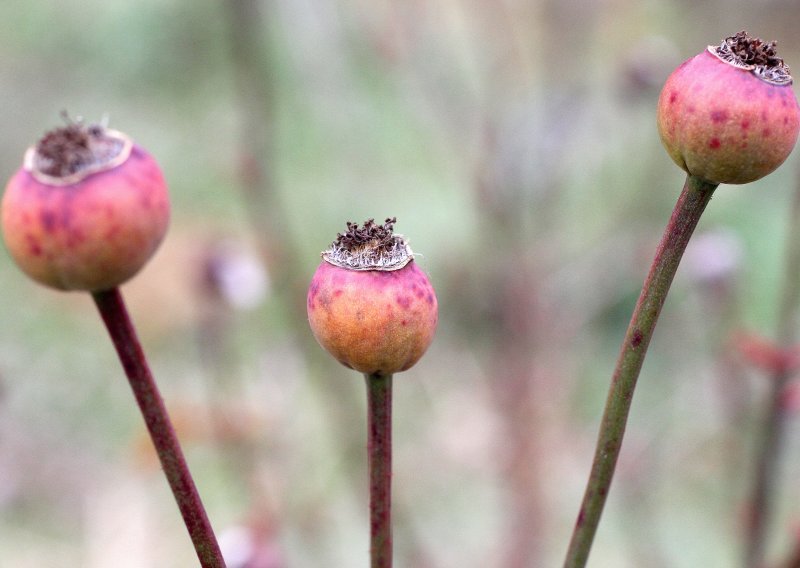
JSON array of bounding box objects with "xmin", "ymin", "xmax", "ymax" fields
[
  {"xmin": 323, "ymin": 217, "xmax": 413, "ymax": 271},
  {"xmin": 713, "ymin": 31, "xmax": 790, "ymax": 84}
]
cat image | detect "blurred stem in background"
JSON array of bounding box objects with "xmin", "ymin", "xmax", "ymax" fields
[
  {"xmin": 470, "ymin": 102, "xmax": 569, "ymax": 565},
  {"xmin": 563, "ymin": 175, "xmax": 718, "ymax": 568},
  {"xmin": 743, "ymin": 168, "xmax": 800, "ymax": 568},
  {"xmin": 221, "ymin": 0, "xmax": 300, "ymax": 301}
]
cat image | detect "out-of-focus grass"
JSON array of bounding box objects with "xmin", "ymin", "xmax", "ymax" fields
[{"xmin": 1, "ymin": 1, "xmax": 800, "ymax": 566}]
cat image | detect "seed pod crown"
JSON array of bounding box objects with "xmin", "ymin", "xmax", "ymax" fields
[
  {"xmin": 709, "ymin": 30, "xmax": 792, "ymax": 85},
  {"xmin": 27, "ymin": 116, "xmax": 133, "ymax": 185},
  {"xmin": 322, "ymin": 217, "xmax": 413, "ymax": 271}
]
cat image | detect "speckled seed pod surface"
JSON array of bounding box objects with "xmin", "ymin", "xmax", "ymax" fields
[
  {"xmin": 307, "ymin": 218, "xmax": 438, "ymax": 376},
  {"xmin": 657, "ymin": 31, "xmax": 800, "ymax": 184},
  {"xmin": 1, "ymin": 121, "xmax": 170, "ymax": 291}
]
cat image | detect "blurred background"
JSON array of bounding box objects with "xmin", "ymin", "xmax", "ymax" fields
[{"xmin": 1, "ymin": 0, "xmax": 800, "ymax": 566}]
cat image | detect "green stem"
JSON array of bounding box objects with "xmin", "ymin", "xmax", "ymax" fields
[
  {"xmin": 743, "ymin": 175, "xmax": 800, "ymax": 568},
  {"xmin": 563, "ymin": 175, "xmax": 718, "ymax": 568},
  {"xmin": 92, "ymin": 288, "xmax": 227, "ymax": 568},
  {"xmin": 365, "ymin": 372, "xmax": 393, "ymax": 568}
]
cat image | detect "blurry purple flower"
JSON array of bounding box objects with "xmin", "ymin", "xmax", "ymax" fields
[
  {"xmin": 201, "ymin": 240, "xmax": 270, "ymax": 310},
  {"xmin": 219, "ymin": 524, "xmax": 285, "ymax": 568},
  {"xmin": 683, "ymin": 229, "xmax": 743, "ymax": 285}
]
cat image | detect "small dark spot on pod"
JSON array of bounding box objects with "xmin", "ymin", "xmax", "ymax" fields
[
  {"xmin": 40, "ymin": 210, "xmax": 57, "ymax": 233},
  {"xmin": 710, "ymin": 109, "xmax": 728, "ymax": 123}
]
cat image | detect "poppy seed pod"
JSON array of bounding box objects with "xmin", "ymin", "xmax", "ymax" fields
[
  {"xmin": 1, "ymin": 120, "xmax": 170, "ymax": 291},
  {"xmin": 307, "ymin": 218, "xmax": 438, "ymax": 376},
  {"xmin": 657, "ymin": 31, "xmax": 800, "ymax": 184}
]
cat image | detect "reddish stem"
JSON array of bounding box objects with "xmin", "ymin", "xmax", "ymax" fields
[
  {"xmin": 92, "ymin": 288, "xmax": 226, "ymax": 568},
  {"xmin": 365, "ymin": 372, "xmax": 393, "ymax": 568}
]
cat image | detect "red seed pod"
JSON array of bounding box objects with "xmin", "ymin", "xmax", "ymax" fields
[
  {"xmin": 657, "ymin": 31, "xmax": 800, "ymax": 184},
  {"xmin": 307, "ymin": 218, "xmax": 438, "ymax": 376},
  {"xmin": 1, "ymin": 120, "xmax": 170, "ymax": 291}
]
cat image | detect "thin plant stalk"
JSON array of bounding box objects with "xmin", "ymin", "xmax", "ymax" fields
[
  {"xmin": 92, "ymin": 288, "xmax": 227, "ymax": 568},
  {"xmin": 743, "ymin": 174, "xmax": 800, "ymax": 568},
  {"xmin": 563, "ymin": 174, "xmax": 718, "ymax": 568},
  {"xmin": 365, "ymin": 372, "xmax": 393, "ymax": 568},
  {"xmin": 745, "ymin": 374, "xmax": 793, "ymax": 568}
]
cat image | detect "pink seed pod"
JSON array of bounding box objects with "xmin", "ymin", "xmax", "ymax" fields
[
  {"xmin": 657, "ymin": 31, "xmax": 800, "ymax": 184},
  {"xmin": 1, "ymin": 120, "xmax": 170, "ymax": 291},
  {"xmin": 307, "ymin": 218, "xmax": 438, "ymax": 376}
]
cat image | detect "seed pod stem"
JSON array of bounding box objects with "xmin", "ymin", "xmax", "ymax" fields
[
  {"xmin": 92, "ymin": 288, "xmax": 226, "ymax": 568},
  {"xmin": 563, "ymin": 175, "xmax": 718, "ymax": 568},
  {"xmin": 365, "ymin": 372, "xmax": 393, "ymax": 568}
]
